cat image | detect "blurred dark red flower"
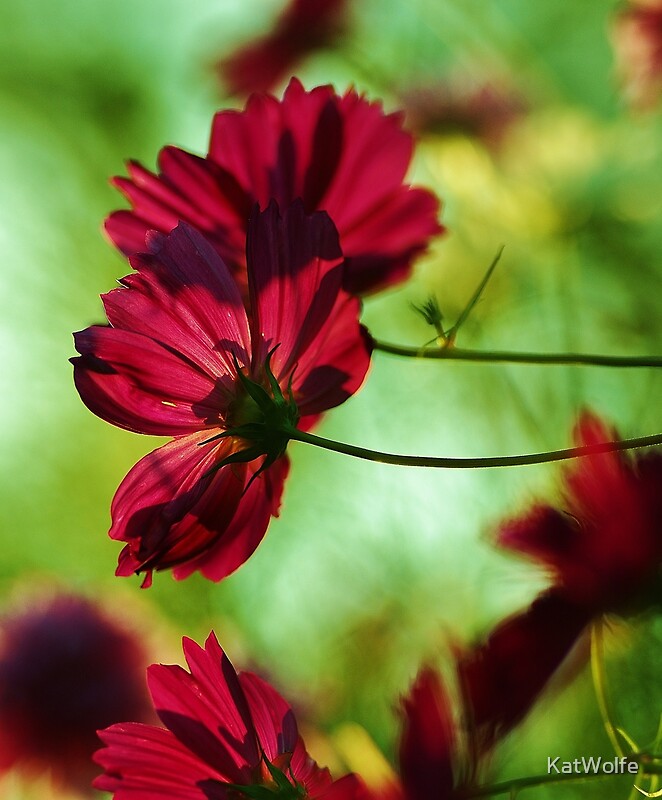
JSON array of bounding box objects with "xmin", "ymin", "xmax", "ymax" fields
[
  {"xmin": 0, "ymin": 593, "xmax": 151, "ymax": 793},
  {"xmin": 217, "ymin": 0, "xmax": 348, "ymax": 97},
  {"xmin": 396, "ymin": 79, "xmax": 526, "ymax": 148},
  {"xmin": 497, "ymin": 411, "xmax": 662, "ymax": 614},
  {"xmin": 94, "ymin": 631, "xmax": 366, "ymax": 799},
  {"xmin": 397, "ymin": 667, "xmax": 457, "ymax": 800},
  {"xmin": 378, "ymin": 595, "xmax": 587, "ymax": 800},
  {"xmin": 456, "ymin": 590, "xmax": 590, "ymax": 755},
  {"xmin": 613, "ymin": 0, "xmax": 662, "ymax": 107},
  {"xmin": 106, "ymin": 78, "xmax": 442, "ymax": 296},
  {"xmin": 73, "ymin": 201, "xmax": 372, "ymax": 586}
]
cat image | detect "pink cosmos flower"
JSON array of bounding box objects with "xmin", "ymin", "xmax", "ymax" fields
[
  {"xmin": 217, "ymin": 0, "xmax": 349, "ymax": 97},
  {"xmin": 73, "ymin": 201, "xmax": 372, "ymax": 586},
  {"xmin": 106, "ymin": 78, "xmax": 442, "ymax": 296},
  {"xmin": 497, "ymin": 411, "xmax": 662, "ymax": 614},
  {"xmin": 396, "ymin": 79, "xmax": 526, "ymax": 148},
  {"xmin": 94, "ymin": 631, "xmax": 365, "ymax": 799},
  {"xmin": 0, "ymin": 593, "xmax": 151, "ymax": 794}
]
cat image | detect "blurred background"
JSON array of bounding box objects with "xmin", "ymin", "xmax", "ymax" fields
[{"xmin": 1, "ymin": 0, "xmax": 661, "ymax": 797}]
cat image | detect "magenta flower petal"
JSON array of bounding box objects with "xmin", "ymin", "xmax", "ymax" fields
[
  {"xmin": 246, "ymin": 200, "xmax": 372, "ymax": 417},
  {"xmin": 73, "ymin": 327, "xmax": 221, "ymax": 436},
  {"xmin": 95, "ymin": 722, "xmax": 227, "ymax": 799},
  {"xmin": 75, "ymin": 205, "xmax": 370, "ymax": 583},
  {"xmin": 73, "ymin": 223, "xmax": 252, "ymax": 436},
  {"xmin": 172, "ymin": 455, "xmax": 290, "ymax": 584},
  {"xmin": 147, "ymin": 635, "xmax": 258, "ymax": 783},
  {"xmin": 106, "ymin": 78, "xmax": 442, "ymax": 296},
  {"xmin": 110, "ymin": 432, "xmax": 286, "ymax": 584},
  {"xmin": 238, "ymin": 672, "xmax": 298, "ymax": 762},
  {"xmin": 295, "ymin": 294, "xmax": 373, "ymax": 422},
  {"xmin": 95, "ymin": 633, "xmax": 363, "ymax": 798}
]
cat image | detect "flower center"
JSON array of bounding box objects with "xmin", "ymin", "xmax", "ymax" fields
[{"xmin": 227, "ymin": 381, "xmax": 267, "ymax": 430}]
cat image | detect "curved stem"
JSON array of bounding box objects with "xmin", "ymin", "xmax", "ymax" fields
[
  {"xmin": 286, "ymin": 428, "xmax": 662, "ymax": 469},
  {"xmin": 591, "ymin": 620, "xmax": 624, "ymax": 757},
  {"xmin": 373, "ymin": 340, "xmax": 662, "ymax": 368}
]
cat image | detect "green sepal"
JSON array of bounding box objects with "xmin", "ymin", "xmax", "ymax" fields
[
  {"xmin": 199, "ymin": 348, "xmax": 300, "ymax": 478},
  {"xmin": 411, "ymin": 296, "xmax": 444, "ymax": 331},
  {"xmin": 224, "ymin": 757, "xmax": 306, "ymax": 799}
]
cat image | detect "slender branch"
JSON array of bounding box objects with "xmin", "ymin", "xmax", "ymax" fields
[
  {"xmin": 446, "ymin": 245, "xmax": 504, "ymax": 341},
  {"xmin": 373, "ymin": 340, "xmax": 662, "ymax": 368},
  {"xmin": 591, "ymin": 620, "xmax": 624, "ymax": 757},
  {"xmin": 285, "ymin": 427, "xmax": 662, "ymax": 469}
]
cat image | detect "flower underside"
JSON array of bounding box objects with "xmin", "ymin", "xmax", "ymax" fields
[{"xmin": 203, "ymin": 349, "xmax": 300, "ymax": 482}]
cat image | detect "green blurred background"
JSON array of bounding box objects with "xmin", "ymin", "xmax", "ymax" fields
[{"xmin": 1, "ymin": 0, "xmax": 661, "ymax": 797}]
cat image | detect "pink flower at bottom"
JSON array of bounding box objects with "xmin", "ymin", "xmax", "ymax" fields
[
  {"xmin": 72, "ymin": 201, "xmax": 372, "ymax": 585},
  {"xmin": 94, "ymin": 632, "xmax": 365, "ymax": 800}
]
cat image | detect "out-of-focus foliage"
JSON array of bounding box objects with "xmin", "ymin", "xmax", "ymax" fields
[{"xmin": 0, "ymin": 1, "xmax": 661, "ymax": 797}]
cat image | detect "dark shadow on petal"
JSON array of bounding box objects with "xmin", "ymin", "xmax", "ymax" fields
[
  {"xmin": 302, "ymin": 99, "xmax": 343, "ymax": 210},
  {"xmin": 155, "ymin": 710, "xmax": 256, "ymax": 786}
]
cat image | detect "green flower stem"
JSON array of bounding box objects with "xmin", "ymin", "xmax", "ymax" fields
[
  {"xmin": 372, "ymin": 340, "xmax": 662, "ymax": 368},
  {"xmin": 285, "ymin": 428, "xmax": 662, "ymax": 469},
  {"xmin": 591, "ymin": 620, "xmax": 624, "ymax": 758}
]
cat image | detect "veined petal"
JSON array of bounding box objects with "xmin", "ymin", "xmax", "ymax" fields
[
  {"xmin": 246, "ymin": 200, "xmax": 344, "ymax": 377},
  {"xmin": 238, "ymin": 672, "xmax": 298, "ymax": 764},
  {"xmin": 289, "ymin": 737, "xmax": 336, "ymax": 797},
  {"xmin": 108, "ymin": 79, "xmax": 442, "ymax": 296},
  {"xmin": 106, "ymin": 155, "xmax": 248, "ymax": 273},
  {"xmin": 172, "ymin": 454, "xmax": 290, "ymax": 584},
  {"xmin": 72, "ymin": 326, "xmax": 221, "ymax": 436},
  {"xmin": 110, "ymin": 432, "xmax": 251, "ymax": 581},
  {"xmin": 94, "ymin": 722, "xmax": 227, "ymax": 799},
  {"xmin": 292, "ymin": 294, "xmax": 373, "ymax": 418},
  {"xmin": 128, "ymin": 223, "xmax": 252, "ymax": 376},
  {"xmin": 74, "ymin": 224, "xmax": 254, "ymax": 436},
  {"xmin": 339, "ymin": 186, "xmax": 442, "ymax": 295},
  {"xmin": 95, "ymin": 635, "xmax": 364, "ymax": 798},
  {"xmin": 147, "ymin": 634, "xmax": 258, "ymax": 782}
]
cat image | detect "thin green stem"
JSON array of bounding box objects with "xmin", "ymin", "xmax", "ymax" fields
[
  {"xmin": 446, "ymin": 246, "xmax": 504, "ymax": 342},
  {"xmin": 286, "ymin": 427, "xmax": 662, "ymax": 469},
  {"xmin": 591, "ymin": 620, "xmax": 624, "ymax": 757},
  {"xmin": 373, "ymin": 340, "xmax": 662, "ymax": 368}
]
